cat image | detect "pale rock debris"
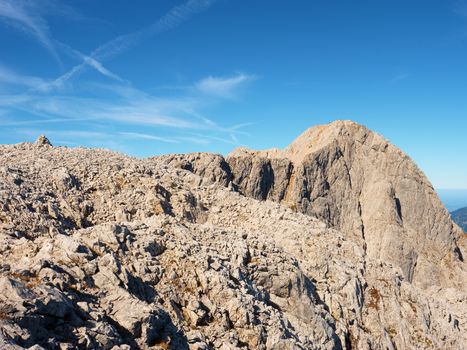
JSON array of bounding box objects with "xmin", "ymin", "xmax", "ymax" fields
[{"xmin": 0, "ymin": 122, "xmax": 465, "ymax": 349}]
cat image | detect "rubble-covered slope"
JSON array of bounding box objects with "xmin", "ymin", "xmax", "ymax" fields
[{"xmin": 0, "ymin": 131, "xmax": 465, "ymax": 349}]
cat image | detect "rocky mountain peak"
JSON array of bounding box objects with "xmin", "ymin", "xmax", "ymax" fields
[
  {"xmin": 225, "ymin": 121, "xmax": 464, "ymax": 288},
  {"xmin": 229, "ymin": 120, "xmax": 382, "ymax": 164},
  {"xmin": 283, "ymin": 120, "xmax": 374, "ymax": 162}
]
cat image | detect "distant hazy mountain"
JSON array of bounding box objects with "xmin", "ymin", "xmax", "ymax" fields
[
  {"xmin": 452, "ymin": 207, "xmax": 467, "ymax": 232},
  {"xmin": 437, "ymin": 189, "xmax": 467, "ymax": 211}
]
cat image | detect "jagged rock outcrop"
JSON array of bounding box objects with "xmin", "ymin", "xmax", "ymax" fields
[
  {"xmin": 0, "ymin": 123, "xmax": 466, "ymax": 349},
  {"xmin": 154, "ymin": 153, "xmax": 233, "ymax": 187},
  {"xmin": 223, "ymin": 121, "xmax": 464, "ymax": 290}
]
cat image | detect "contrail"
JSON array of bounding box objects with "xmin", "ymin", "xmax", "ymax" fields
[
  {"xmin": 49, "ymin": 0, "xmax": 218, "ymax": 90},
  {"xmin": 0, "ymin": 0, "xmax": 62, "ymax": 66}
]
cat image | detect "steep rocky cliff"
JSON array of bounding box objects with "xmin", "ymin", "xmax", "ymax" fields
[
  {"xmin": 0, "ymin": 122, "xmax": 465, "ymax": 349},
  {"xmin": 173, "ymin": 120, "xmax": 463, "ymax": 289}
]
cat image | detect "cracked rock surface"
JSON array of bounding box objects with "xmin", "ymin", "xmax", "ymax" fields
[{"xmin": 0, "ymin": 121, "xmax": 466, "ymax": 349}]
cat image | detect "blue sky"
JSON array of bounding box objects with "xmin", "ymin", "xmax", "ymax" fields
[{"xmin": 0, "ymin": 0, "xmax": 466, "ymax": 189}]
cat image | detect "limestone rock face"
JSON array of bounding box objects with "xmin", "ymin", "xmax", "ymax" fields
[
  {"xmin": 0, "ymin": 122, "xmax": 465, "ymax": 349},
  {"xmin": 154, "ymin": 153, "xmax": 232, "ymax": 187},
  {"xmin": 226, "ymin": 121, "xmax": 464, "ymax": 289}
]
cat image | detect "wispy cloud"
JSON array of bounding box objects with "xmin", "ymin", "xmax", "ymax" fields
[
  {"xmin": 119, "ymin": 132, "xmax": 179, "ymax": 143},
  {"xmin": 389, "ymin": 73, "xmax": 410, "ymax": 84},
  {"xmin": 0, "ymin": 0, "xmax": 60, "ymax": 64},
  {"xmin": 0, "ymin": 93, "xmax": 33, "ymax": 106},
  {"xmin": 50, "ymin": 0, "xmax": 218, "ymax": 90},
  {"xmin": 93, "ymin": 0, "xmax": 218, "ymax": 61},
  {"xmin": 1, "ymin": 116, "xmax": 91, "ymax": 126},
  {"xmin": 0, "ymin": 82, "xmax": 226, "ymax": 130},
  {"xmin": 196, "ymin": 73, "xmax": 255, "ymax": 98},
  {"xmin": 0, "ymin": 0, "xmax": 255, "ymax": 150},
  {"xmin": 13, "ymin": 128, "xmax": 215, "ymax": 151},
  {"xmin": 0, "ymin": 72, "xmax": 255, "ymax": 146},
  {"xmin": 33, "ymin": 43, "xmax": 124, "ymax": 92},
  {"xmin": 62, "ymin": 42, "xmax": 124, "ymax": 82},
  {"xmin": 15, "ymin": 128, "xmax": 110, "ymax": 139},
  {"xmin": 82, "ymin": 56, "xmax": 123, "ymax": 82},
  {"xmin": 176, "ymin": 136, "xmax": 211, "ymax": 145},
  {"xmin": 0, "ymin": 0, "xmax": 121, "ymax": 83},
  {"xmin": 0, "ymin": 65, "xmax": 47, "ymax": 88},
  {"xmin": 227, "ymin": 122, "xmax": 255, "ymax": 132},
  {"xmin": 186, "ymin": 132, "xmax": 244, "ymax": 146},
  {"xmin": 37, "ymin": 63, "xmax": 84, "ymax": 92}
]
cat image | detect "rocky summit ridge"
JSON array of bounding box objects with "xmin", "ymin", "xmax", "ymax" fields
[{"xmin": 0, "ymin": 120, "xmax": 465, "ymax": 350}]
